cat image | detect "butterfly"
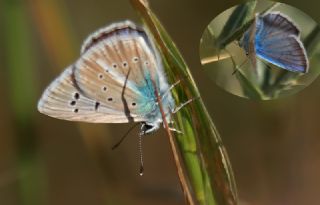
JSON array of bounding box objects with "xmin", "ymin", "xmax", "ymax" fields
[
  {"xmin": 37, "ymin": 21, "xmax": 177, "ymax": 135},
  {"xmin": 239, "ymin": 12, "xmax": 309, "ymax": 73}
]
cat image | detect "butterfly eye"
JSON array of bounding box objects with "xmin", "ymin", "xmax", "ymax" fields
[
  {"xmin": 132, "ymin": 102, "xmax": 136, "ymax": 106},
  {"xmin": 74, "ymin": 108, "xmax": 79, "ymax": 113},
  {"xmin": 102, "ymin": 86, "xmax": 107, "ymax": 92},
  {"xmin": 108, "ymin": 97, "xmax": 113, "ymax": 101},
  {"xmin": 112, "ymin": 63, "xmax": 118, "ymax": 69},
  {"xmin": 98, "ymin": 74, "xmax": 104, "ymax": 79},
  {"xmin": 144, "ymin": 61, "xmax": 149, "ymax": 66},
  {"xmin": 70, "ymin": 101, "xmax": 76, "ymax": 106}
]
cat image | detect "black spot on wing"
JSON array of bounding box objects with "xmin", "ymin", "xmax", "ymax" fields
[
  {"xmin": 74, "ymin": 93, "xmax": 80, "ymax": 100},
  {"xmin": 95, "ymin": 102, "xmax": 100, "ymax": 110}
]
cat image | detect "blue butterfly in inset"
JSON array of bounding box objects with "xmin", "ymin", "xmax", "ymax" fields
[
  {"xmin": 240, "ymin": 12, "xmax": 309, "ymax": 73},
  {"xmin": 37, "ymin": 21, "xmax": 177, "ymax": 135}
]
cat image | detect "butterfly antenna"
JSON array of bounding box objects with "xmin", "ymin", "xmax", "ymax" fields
[
  {"xmin": 138, "ymin": 133, "xmax": 144, "ymax": 176},
  {"xmin": 232, "ymin": 58, "xmax": 249, "ymax": 75},
  {"xmin": 111, "ymin": 123, "xmax": 139, "ymax": 150}
]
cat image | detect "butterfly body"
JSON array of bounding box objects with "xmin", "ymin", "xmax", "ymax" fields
[
  {"xmin": 240, "ymin": 12, "xmax": 309, "ymax": 73},
  {"xmin": 38, "ymin": 21, "xmax": 175, "ymax": 134}
]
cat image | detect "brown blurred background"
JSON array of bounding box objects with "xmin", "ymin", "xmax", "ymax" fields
[{"xmin": 1, "ymin": 0, "xmax": 320, "ymax": 205}]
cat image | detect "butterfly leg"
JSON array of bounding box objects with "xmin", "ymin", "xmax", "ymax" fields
[
  {"xmin": 169, "ymin": 80, "xmax": 181, "ymax": 90},
  {"xmin": 166, "ymin": 97, "xmax": 199, "ymax": 135},
  {"xmin": 223, "ymin": 47, "xmax": 250, "ymax": 75},
  {"xmin": 168, "ymin": 127, "xmax": 183, "ymax": 134},
  {"xmin": 161, "ymin": 80, "xmax": 181, "ymax": 100},
  {"xmin": 232, "ymin": 58, "xmax": 249, "ymax": 75},
  {"xmin": 161, "ymin": 76, "xmax": 195, "ymax": 101},
  {"xmin": 172, "ymin": 96, "xmax": 199, "ymax": 114}
]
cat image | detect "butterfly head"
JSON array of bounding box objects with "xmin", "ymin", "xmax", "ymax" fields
[
  {"xmin": 140, "ymin": 88, "xmax": 175, "ymax": 135},
  {"xmin": 140, "ymin": 121, "xmax": 161, "ymax": 135},
  {"xmin": 140, "ymin": 102, "xmax": 174, "ymax": 135}
]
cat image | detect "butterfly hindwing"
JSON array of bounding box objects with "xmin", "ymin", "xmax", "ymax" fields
[
  {"xmin": 255, "ymin": 34, "xmax": 308, "ymax": 73},
  {"xmin": 37, "ymin": 66, "xmax": 144, "ymax": 123}
]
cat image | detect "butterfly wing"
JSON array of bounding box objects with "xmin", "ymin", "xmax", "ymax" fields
[
  {"xmin": 73, "ymin": 21, "xmax": 171, "ymax": 122},
  {"xmin": 254, "ymin": 12, "xmax": 308, "ymax": 73},
  {"xmin": 255, "ymin": 34, "xmax": 308, "ymax": 73},
  {"xmin": 38, "ymin": 21, "xmax": 173, "ymax": 124},
  {"xmin": 258, "ymin": 12, "xmax": 300, "ymax": 37},
  {"xmin": 37, "ymin": 66, "xmax": 144, "ymax": 123}
]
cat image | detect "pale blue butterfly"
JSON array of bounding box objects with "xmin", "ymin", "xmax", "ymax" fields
[
  {"xmin": 239, "ymin": 12, "xmax": 309, "ymax": 73},
  {"xmin": 37, "ymin": 21, "xmax": 177, "ymax": 135}
]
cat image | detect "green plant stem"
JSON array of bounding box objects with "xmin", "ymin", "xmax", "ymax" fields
[
  {"xmin": 130, "ymin": 0, "xmax": 238, "ymax": 204},
  {"xmin": 152, "ymin": 79, "xmax": 195, "ymax": 205}
]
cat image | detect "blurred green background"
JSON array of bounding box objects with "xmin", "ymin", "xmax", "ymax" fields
[{"xmin": 1, "ymin": 0, "xmax": 320, "ymax": 205}]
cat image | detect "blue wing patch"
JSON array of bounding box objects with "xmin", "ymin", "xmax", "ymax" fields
[{"xmin": 254, "ymin": 12, "xmax": 308, "ymax": 73}]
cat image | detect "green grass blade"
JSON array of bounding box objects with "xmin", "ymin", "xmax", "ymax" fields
[
  {"xmin": 227, "ymin": 54, "xmax": 265, "ymax": 100},
  {"xmin": 130, "ymin": 0, "xmax": 238, "ymax": 204},
  {"xmin": 215, "ymin": 0, "xmax": 257, "ymax": 49},
  {"xmin": 235, "ymin": 70, "xmax": 265, "ymax": 99}
]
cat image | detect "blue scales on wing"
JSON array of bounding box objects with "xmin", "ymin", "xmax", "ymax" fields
[{"xmin": 254, "ymin": 12, "xmax": 309, "ymax": 73}]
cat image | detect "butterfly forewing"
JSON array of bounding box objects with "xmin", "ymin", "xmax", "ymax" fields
[
  {"xmin": 37, "ymin": 66, "xmax": 144, "ymax": 123},
  {"xmin": 258, "ymin": 12, "xmax": 300, "ymax": 38},
  {"xmin": 74, "ymin": 24, "xmax": 162, "ymax": 118},
  {"xmin": 255, "ymin": 12, "xmax": 308, "ymax": 72}
]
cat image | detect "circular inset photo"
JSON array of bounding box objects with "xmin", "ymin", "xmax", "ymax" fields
[{"xmin": 200, "ymin": 0, "xmax": 320, "ymax": 100}]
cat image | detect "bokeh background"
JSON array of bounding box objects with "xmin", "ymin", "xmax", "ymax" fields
[{"xmin": 1, "ymin": 0, "xmax": 320, "ymax": 205}]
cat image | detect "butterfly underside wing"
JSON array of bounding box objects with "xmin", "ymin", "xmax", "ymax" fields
[
  {"xmin": 37, "ymin": 66, "xmax": 140, "ymax": 123},
  {"xmin": 38, "ymin": 21, "xmax": 174, "ymax": 126},
  {"xmin": 241, "ymin": 12, "xmax": 309, "ymax": 73}
]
